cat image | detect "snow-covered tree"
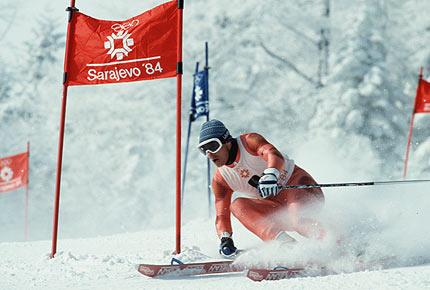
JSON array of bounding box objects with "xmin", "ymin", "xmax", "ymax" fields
[
  {"xmin": 0, "ymin": 63, "xmax": 13, "ymax": 107},
  {"xmin": 309, "ymin": 0, "xmax": 411, "ymax": 177},
  {"xmin": 0, "ymin": 15, "xmax": 64, "ymax": 241},
  {"xmin": 0, "ymin": 1, "xmax": 16, "ymax": 41}
]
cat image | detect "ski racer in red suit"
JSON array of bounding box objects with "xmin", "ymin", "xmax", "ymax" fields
[{"xmin": 197, "ymin": 119, "xmax": 325, "ymax": 257}]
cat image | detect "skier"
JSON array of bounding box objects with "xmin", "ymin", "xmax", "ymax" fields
[{"xmin": 197, "ymin": 119, "xmax": 325, "ymax": 258}]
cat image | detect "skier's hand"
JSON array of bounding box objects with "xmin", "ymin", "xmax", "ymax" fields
[
  {"xmin": 258, "ymin": 168, "xmax": 280, "ymax": 198},
  {"xmin": 219, "ymin": 237, "xmax": 238, "ymax": 258}
]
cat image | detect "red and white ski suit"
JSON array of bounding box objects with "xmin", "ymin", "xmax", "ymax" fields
[{"xmin": 213, "ymin": 133, "xmax": 324, "ymax": 240}]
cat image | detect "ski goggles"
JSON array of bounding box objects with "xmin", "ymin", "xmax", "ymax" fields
[{"xmin": 197, "ymin": 138, "xmax": 223, "ymax": 155}]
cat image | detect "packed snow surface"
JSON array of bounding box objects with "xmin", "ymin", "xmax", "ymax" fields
[{"xmin": 1, "ymin": 218, "xmax": 430, "ymax": 290}]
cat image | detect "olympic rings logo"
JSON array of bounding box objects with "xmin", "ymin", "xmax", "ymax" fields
[{"xmin": 111, "ymin": 19, "xmax": 140, "ymax": 33}]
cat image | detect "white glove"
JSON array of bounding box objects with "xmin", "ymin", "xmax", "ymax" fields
[{"xmin": 258, "ymin": 168, "xmax": 280, "ymax": 198}]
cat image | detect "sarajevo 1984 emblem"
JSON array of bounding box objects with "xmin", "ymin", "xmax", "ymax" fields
[
  {"xmin": 104, "ymin": 31, "xmax": 134, "ymax": 61},
  {"xmin": 0, "ymin": 166, "xmax": 13, "ymax": 182},
  {"xmin": 86, "ymin": 19, "xmax": 163, "ymax": 82},
  {"xmin": 104, "ymin": 20, "xmax": 137, "ymax": 60}
]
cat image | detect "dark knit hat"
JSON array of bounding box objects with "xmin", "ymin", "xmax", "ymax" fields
[{"xmin": 198, "ymin": 119, "xmax": 232, "ymax": 144}]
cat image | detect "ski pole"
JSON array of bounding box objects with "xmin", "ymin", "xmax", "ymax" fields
[{"xmin": 248, "ymin": 175, "xmax": 430, "ymax": 190}]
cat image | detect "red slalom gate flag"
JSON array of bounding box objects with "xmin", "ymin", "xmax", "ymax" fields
[
  {"xmin": 66, "ymin": 0, "xmax": 178, "ymax": 86},
  {"xmin": 415, "ymin": 78, "xmax": 430, "ymax": 113},
  {"xmin": 0, "ymin": 152, "xmax": 28, "ymax": 193}
]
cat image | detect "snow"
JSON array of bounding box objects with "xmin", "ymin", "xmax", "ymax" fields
[
  {"xmin": 1, "ymin": 218, "xmax": 430, "ymax": 289},
  {"xmin": 3, "ymin": 183, "xmax": 430, "ymax": 289}
]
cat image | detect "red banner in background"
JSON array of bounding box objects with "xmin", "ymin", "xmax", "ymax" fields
[
  {"xmin": 0, "ymin": 152, "xmax": 28, "ymax": 193},
  {"xmin": 66, "ymin": 0, "xmax": 178, "ymax": 86},
  {"xmin": 415, "ymin": 78, "xmax": 430, "ymax": 113}
]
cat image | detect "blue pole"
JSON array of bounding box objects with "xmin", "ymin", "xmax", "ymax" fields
[
  {"xmin": 204, "ymin": 42, "xmax": 211, "ymax": 217},
  {"xmin": 181, "ymin": 62, "xmax": 199, "ymax": 203}
]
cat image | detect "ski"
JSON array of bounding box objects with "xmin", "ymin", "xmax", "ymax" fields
[
  {"xmin": 246, "ymin": 267, "xmax": 306, "ymax": 281},
  {"xmin": 246, "ymin": 255, "xmax": 404, "ymax": 282},
  {"xmin": 138, "ymin": 255, "xmax": 399, "ymax": 280},
  {"xmin": 138, "ymin": 260, "xmax": 243, "ymax": 278}
]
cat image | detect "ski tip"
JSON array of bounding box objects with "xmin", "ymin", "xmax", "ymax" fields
[{"xmin": 138, "ymin": 264, "xmax": 158, "ymax": 277}]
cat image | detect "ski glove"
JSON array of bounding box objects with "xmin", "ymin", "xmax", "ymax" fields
[
  {"xmin": 258, "ymin": 168, "xmax": 280, "ymax": 198},
  {"xmin": 219, "ymin": 237, "xmax": 238, "ymax": 258}
]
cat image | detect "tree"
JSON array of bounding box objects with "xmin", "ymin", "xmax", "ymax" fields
[
  {"xmin": 258, "ymin": 0, "xmax": 331, "ymax": 87},
  {"xmin": 309, "ymin": 0, "xmax": 410, "ymax": 176},
  {"xmin": 0, "ymin": 2, "xmax": 16, "ymax": 41},
  {"xmin": 0, "ymin": 15, "xmax": 65, "ymax": 241}
]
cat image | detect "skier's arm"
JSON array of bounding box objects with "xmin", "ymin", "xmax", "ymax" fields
[
  {"xmin": 213, "ymin": 171, "xmax": 238, "ymax": 257},
  {"xmin": 242, "ymin": 133, "xmax": 285, "ymax": 172},
  {"xmin": 242, "ymin": 133, "xmax": 285, "ymax": 198},
  {"xmin": 212, "ymin": 170, "xmax": 233, "ymax": 237}
]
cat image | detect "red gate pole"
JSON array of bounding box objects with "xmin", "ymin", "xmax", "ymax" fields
[
  {"xmin": 175, "ymin": 0, "xmax": 184, "ymax": 255},
  {"xmin": 403, "ymin": 67, "xmax": 423, "ymax": 179},
  {"xmin": 51, "ymin": 0, "xmax": 77, "ymax": 258}
]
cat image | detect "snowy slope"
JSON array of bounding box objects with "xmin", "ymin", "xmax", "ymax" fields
[{"xmin": 1, "ymin": 218, "xmax": 430, "ymax": 290}]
